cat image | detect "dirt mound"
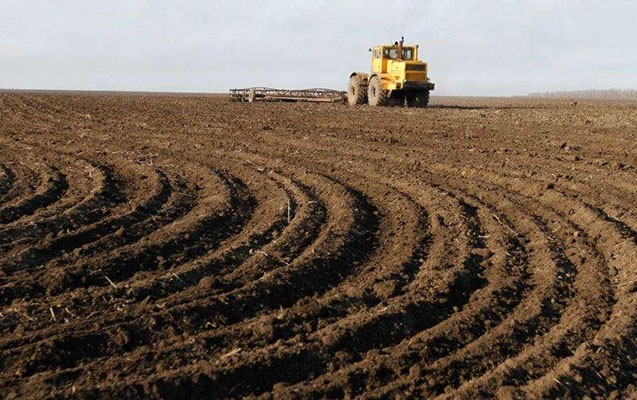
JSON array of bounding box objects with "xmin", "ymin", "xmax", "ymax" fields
[{"xmin": 1, "ymin": 93, "xmax": 636, "ymax": 399}]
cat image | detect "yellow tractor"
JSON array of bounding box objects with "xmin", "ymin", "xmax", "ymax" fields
[{"xmin": 348, "ymin": 37, "xmax": 434, "ymax": 107}]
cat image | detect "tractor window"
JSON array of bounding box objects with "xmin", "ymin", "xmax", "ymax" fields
[
  {"xmin": 374, "ymin": 49, "xmax": 381, "ymax": 59},
  {"xmin": 383, "ymin": 48, "xmax": 414, "ymax": 60},
  {"xmin": 384, "ymin": 48, "xmax": 399, "ymax": 59}
]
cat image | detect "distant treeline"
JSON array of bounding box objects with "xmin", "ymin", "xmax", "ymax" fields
[{"xmin": 527, "ymin": 89, "xmax": 637, "ymax": 100}]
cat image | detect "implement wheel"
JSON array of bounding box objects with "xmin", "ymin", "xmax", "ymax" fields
[
  {"xmin": 368, "ymin": 76, "xmax": 389, "ymax": 107},
  {"xmin": 406, "ymin": 90, "xmax": 430, "ymax": 108},
  {"xmin": 348, "ymin": 76, "xmax": 368, "ymax": 105}
]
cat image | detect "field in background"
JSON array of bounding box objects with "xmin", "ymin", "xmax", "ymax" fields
[
  {"xmin": 1, "ymin": 93, "xmax": 636, "ymax": 399},
  {"xmin": 528, "ymin": 88, "xmax": 637, "ymax": 100}
]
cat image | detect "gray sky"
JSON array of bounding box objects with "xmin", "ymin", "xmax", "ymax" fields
[{"xmin": 1, "ymin": 0, "xmax": 636, "ymax": 96}]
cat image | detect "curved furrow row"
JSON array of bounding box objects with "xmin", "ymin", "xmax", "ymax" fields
[
  {"xmin": 413, "ymin": 165, "xmax": 622, "ymax": 398},
  {"xmin": 0, "ymin": 164, "xmax": 14, "ymax": 200},
  {"xmin": 0, "ymin": 161, "xmax": 235, "ymax": 334},
  {"xmin": 258, "ymin": 193, "xmax": 497, "ymax": 399},
  {"xmin": 0, "ymin": 160, "xmax": 112, "ymax": 249},
  {"xmin": 235, "ymin": 138, "xmax": 616, "ymax": 396},
  {"xmin": 0, "ymin": 159, "xmax": 114, "ymax": 304},
  {"xmin": 0, "ymin": 147, "xmax": 310, "ymax": 344},
  {"xmin": 0, "ymin": 169, "xmax": 177, "ymax": 333},
  {"xmin": 0, "ymin": 166, "xmax": 296, "ymax": 368},
  {"xmin": 194, "ymin": 171, "xmax": 320, "ymax": 294},
  {"xmin": 245, "ymin": 127, "xmax": 634, "ymax": 396},
  {"xmin": 124, "ymin": 166, "xmax": 375, "ymax": 324},
  {"xmin": 31, "ymin": 159, "xmax": 230, "ymax": 284},
  {"xmin": 0, "ymin": 158, "xmax": 40, "ymax": 211},
  {"xmin": 105, "ymin": 137, "xmax": 486, "ymax": 396},
  {"xmin": 0, "ymin": 164, "xmax": 31, "ymax": 230},
  {"xmin": 109, "ymin": 168, "xmax": 307, "ymax": 303},
  {"xmin": 0, "ymin": 156, "xmax": 298, "ymax": 376},
  {"xmin": 2, "ymin": 156, "xmax": 96, "ymax": 224},
  {"xmin": 53, "ymin": 167, "xmax": 239, "ymax": 288},
  {"xmin": 194, "ymin": 150, "xmax": 424, "ymax": 305},
  {"xmin": 3, "ymin": 164, "xmax": 383, "ymax": 396},
  {"xmin": 0, "ymin": 171, "xmax": 198, "ymax": 325},
  {"xmin": 0, "ymin": 162, "xmax": 68, "ymax": 226},
  {"xmin": 296, "ymin": 157, "xmax": 613, "ymax": 399},
  {"xmin": 515, "ymin": 190, "xmax": 637, "ymax": 398},
  {"xmin": 389, "ymin": 176, "xmax": 610, "ymax": 398},
  {"xmin": 146, "ymin": 179, "xmax": 429, "ymax": 396},
  {"xmin": 7, "ymin": 161, "xmax": 300, "ymax": 338},
  {"xmin": 83, "ymin": 175, "xmax": 528, "ymax": 400},
  {"xmin": 493, "ymin": 150, "xmax": 637, "ymax": 238},
  {"xmin": 293, "ymin": 189, "xmax": 602, "ymax": 398},
  {"xmin": 134, "ymin": 172, "xmax": 377, "ymax": 339},
  {"xmin": 57, "ymin": 163, "xmax": 471, "ymax": 398},
  {"xmin": 407, "ymin": 161, "xmax": 632, "ymax": 398},
  {"xmin": 269, "ymin": 181, "xmax": 545, "ymax": 399},
  {"xmin": 0, "ymin": 162, "xmax": 170, "ymax": 276}
]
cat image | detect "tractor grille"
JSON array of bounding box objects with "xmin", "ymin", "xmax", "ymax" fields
[{"xmin": 406, "ymin": 64, "xmax": 426, "ymax": 71}]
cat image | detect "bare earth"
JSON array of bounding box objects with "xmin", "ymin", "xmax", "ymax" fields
[{"xmin": 0, "ymin": 93, "xmax": 636, "ymax": 399}]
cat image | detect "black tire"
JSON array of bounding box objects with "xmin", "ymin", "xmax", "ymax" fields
[
  {"xmin": 406, "ymin": 90, "xmax": 429, "ymax": 108},
  {"xmin": 348, "ymin": 76, "xmax": 367, "ymax": 105},
  {"xmin": 368, "ymin": 76, "xmax": 389, "ymax": 107},
  {"xmin": 389, "ymin": 90, "xmax": 406, "ymax": 107}
]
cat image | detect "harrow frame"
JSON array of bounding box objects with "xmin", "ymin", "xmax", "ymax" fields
[{"xmin": 229, "ymin": 87, "xmax": 346, "ymax": 103}]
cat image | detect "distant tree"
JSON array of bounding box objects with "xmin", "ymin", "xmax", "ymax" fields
[{"xmin": 527, "ymin": 89, "xmax": 637, "ymax": 100}]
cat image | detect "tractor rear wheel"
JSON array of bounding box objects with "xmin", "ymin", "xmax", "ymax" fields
[
  {"xmin": 368, "ymin": 76, "xmax": 389, "ymax": 107},
  {"xmin": 348, "ymin": 76, "xmax": 367, "ymax": 105},
  {"xmin": 406, "ymin": 90, "xmax": 429, "ymax": 108}
]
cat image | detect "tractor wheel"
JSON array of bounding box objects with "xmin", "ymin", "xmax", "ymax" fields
[
  {"xmin": 348, "ymin": 76, "xmax": 367, "ymax": 105},
  {"xmin": 368, "ymin": 76, "xmax": 389, "ymax": 107},
  {"xmin": 406, "ymin": 90, "xmax": 429, "ymax": 108},
  {"xmin": 389, "ymin": 91, "xmax": 406, "ymax": 107}
]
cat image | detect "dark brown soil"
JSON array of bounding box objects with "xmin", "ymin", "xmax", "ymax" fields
[{"xmin": 0, "ymin": 93, "xmax": 636, "ymax": 399}]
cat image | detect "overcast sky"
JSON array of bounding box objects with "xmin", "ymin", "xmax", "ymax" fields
[{"xmin": 1, "ymin": 0, "xmax": 636, "ymax": 96}]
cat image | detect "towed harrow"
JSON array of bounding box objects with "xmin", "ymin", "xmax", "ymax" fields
[{"xmin": 229, "ymin": 87, "xmax": 346, "ymax": 103}]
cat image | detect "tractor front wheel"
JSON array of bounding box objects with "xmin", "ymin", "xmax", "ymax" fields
[
  {"xmin": 368, "ymin": 76, "xmax": 389, "ymax": 107},
  {"xmin": 406, "ymin": 90, "xmax": 430, "ymax": 108}
]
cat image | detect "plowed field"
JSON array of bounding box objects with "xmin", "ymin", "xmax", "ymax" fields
[{"xmin": 1, "ymin": 93, "xmax": 636, "ymax": 399}]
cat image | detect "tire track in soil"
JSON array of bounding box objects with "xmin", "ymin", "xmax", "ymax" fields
[
  {"xmin": 0, "ymin": 150, "xmax": 328, "ymax": 372},
  {"xmin": 229, "ymin": 145, "xmax": 576, "ymax": 398},
  {"xmin": 204, "ymin": 130, "xmax": 620, "ymax": 396},
  {"xmin": 0, "ymin": 165, "xmax": 381, "ymax": 386},
  {"xmin": 0, "ymin": 163, "xmax": 248, "ymax": 336},
  {"xmin": 371, "ymin": 180, "xmax": 612, "ymax": 398},
  {"xmin": 54, "ymin": 153, "xmax": 476, "ymax": 396}
]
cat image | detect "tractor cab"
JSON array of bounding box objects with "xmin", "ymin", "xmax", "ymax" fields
[{"xmin": 371, "ymin": 38, "xmax": 420, "ymax": 75}]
